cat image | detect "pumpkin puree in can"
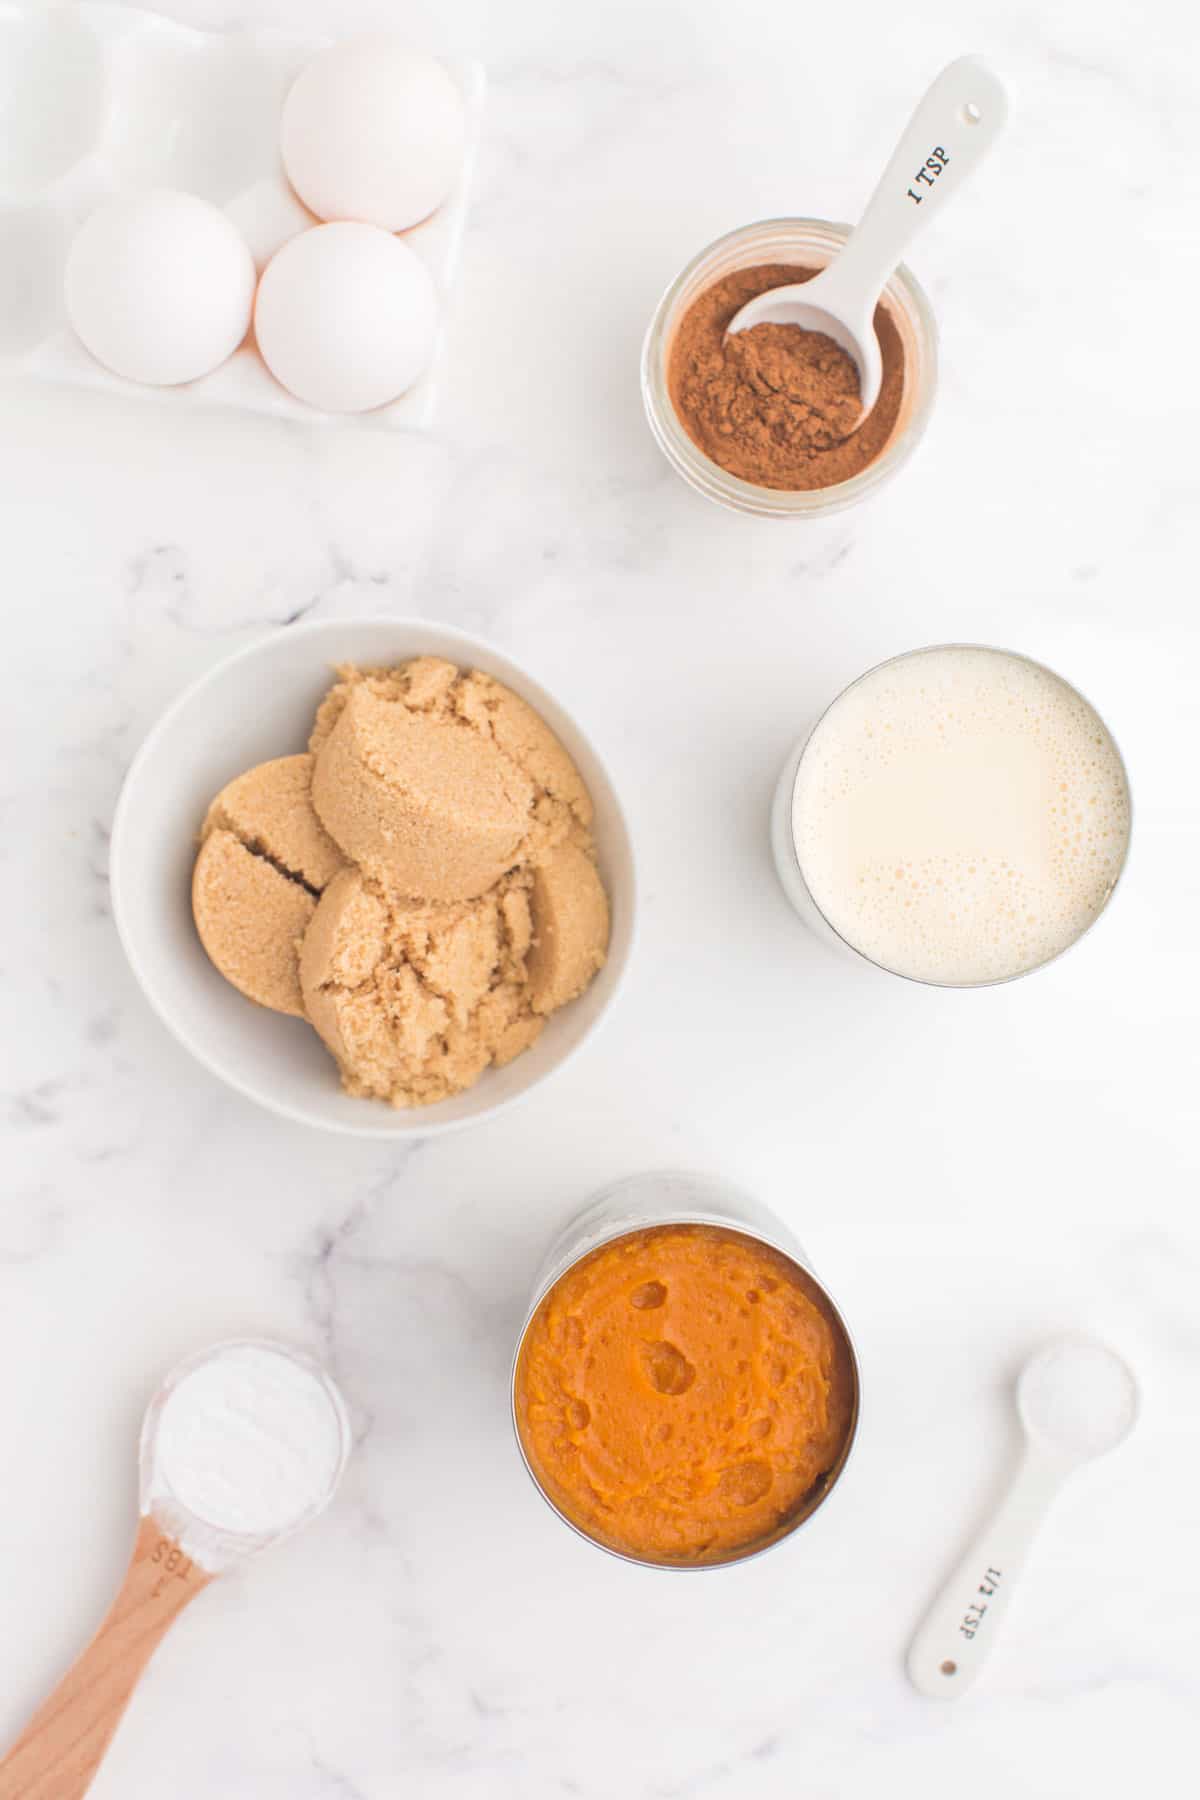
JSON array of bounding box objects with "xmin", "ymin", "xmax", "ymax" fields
[{"xmin": 515, "ymin": 1223, "xmax": 856, "ymax": 1564}]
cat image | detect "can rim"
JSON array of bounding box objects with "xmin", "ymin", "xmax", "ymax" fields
[
  {"xmin": 510, "ymin": 1186, "xmax": 861, "ymax": 1572},
  {"xmin": 783, "ymin": 642, "xmax": 1134, "ymax": 988}
]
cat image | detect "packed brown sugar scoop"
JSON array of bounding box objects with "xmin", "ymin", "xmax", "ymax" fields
[
  {"xmin": 670, "ymin": 57, "xmax": 1007, "ymax": 490},
  {"xmin": 191, "ymin": 657, "xmax": 610, "ymax": 1108}
]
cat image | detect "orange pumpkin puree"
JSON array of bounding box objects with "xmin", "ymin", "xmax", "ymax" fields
[{"xmin": 515, "ymin": 1224, "xmax": 856, "ymax": 1564}]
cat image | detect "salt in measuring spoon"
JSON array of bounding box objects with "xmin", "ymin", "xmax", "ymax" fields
[
  {"xmin": 0, "ymin": 1339, "xmax": 350, "ymax": 1800},
  {"xmin": 725, "ymin": 56, "xmax": 1008, "ymax": 417},
  {"xmin": 907, "ymin": 1336, "xmax": 1139, "ymax": 1699}
]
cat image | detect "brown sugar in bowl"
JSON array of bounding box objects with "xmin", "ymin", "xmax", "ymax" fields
[
  {"xmin": 512, "ymin": 1178, "xmax": 860, "ymax": 1569},
  {"xmin": 642, "ymin": 217, "xmax": 938, "ymax": 518}
]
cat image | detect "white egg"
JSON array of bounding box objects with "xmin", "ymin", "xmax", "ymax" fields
[
  {"xmin": 280, "ymin": 37, "xmax": 465, "ymax": 233},
  {"xmin": 64, "ymin": 190, "xmax": 255, "ymax": 386},
  {"xmin": 254, "ymin": 222, "xmax": 438, "ymax": 413}
]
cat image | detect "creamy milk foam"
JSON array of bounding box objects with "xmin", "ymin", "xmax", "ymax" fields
[{"xmin": 791, "ymin": 647, "xmax": 1130, "ymax": 985}]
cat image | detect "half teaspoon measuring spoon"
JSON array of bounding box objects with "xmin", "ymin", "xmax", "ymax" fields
[
  {"xmin": 907, "ymin": 1336, "xmax": 1139, "ymax": 1699},
  {"xmin": 726, "ymin": 55, "xmax": 1009, "ymax": 418},
  {"xmin": 0, "ymin": 1340, "xmax": 350, "ymax": 1800}
]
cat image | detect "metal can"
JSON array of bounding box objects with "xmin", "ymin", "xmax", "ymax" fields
[
  {"xmin": 769, "ymin": 643, "xmax": 1133, "ymax": 987},
  {"xmin": 511, "ymin": 1170, "xmax": 861, "ymax": 1570}
]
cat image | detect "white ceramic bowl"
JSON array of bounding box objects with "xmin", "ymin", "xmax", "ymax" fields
[{"xmin": 110, "ymin": 619, "xmax": 637, "ymax": 1137}]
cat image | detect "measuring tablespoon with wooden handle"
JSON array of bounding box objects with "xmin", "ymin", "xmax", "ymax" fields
[
  {"xmin": 0, "ymin": 1340, "xmax": 350, "ymax": 1800},
  {"xmin": 0, "ymin": 1519, "xmax": 211, "ymax": 1800},
  {"xmin": 726, "ymin": 55, "xmax": 1008, "ymax": 417},
  {"xmin": 907, "ymin": 1338, "xmax": 1139, "ymax": 1700}
]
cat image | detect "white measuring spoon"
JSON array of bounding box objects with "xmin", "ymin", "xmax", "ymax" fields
[
  {"xmin": 0, "ymin": 1340, "xmax": 350, "ymax": 1800},
  {"xmin": 726, "ymin": 56, "xmax": 1009, "ymax": 417},
  {"xmin": 907, "ymin": 1337, "xmax": 1139, "ymax": 1700}
]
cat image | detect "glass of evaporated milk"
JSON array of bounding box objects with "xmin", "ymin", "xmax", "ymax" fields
[{"xmin": 770, "ymin": 645, "xmax": 1132, "ymax": 987}]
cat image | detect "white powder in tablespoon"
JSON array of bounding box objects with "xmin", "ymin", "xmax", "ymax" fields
[{"xmin": 143, "ymin": 1342, "xmax": 349, "ymax": 1562}]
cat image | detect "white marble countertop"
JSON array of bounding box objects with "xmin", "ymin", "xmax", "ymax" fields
[{"xmin": 2, "ymin": 1, "xmax": 1197, "ymax": 1794}]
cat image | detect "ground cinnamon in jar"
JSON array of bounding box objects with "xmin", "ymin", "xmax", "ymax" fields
[{"xmin": 667, "ymin": 262, "xmax": 906, "ymax": 491}]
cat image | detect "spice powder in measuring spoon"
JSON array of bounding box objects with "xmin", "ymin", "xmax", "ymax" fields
[
  {"xmin": 142, "ymin": 1341, "xmax": 349, "ymax": 1566},
  {"xmin": 667, "ymin": 263, "xmax": 906, "ymax": 491}
]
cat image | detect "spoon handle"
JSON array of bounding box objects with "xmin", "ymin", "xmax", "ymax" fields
[
  {"xmin": 817, "ymin": 56, "xmax": 1008, "ymax": 317},
  {"xmin": 0, "ymin": 1516, "xmax": 210, "ymax": 1800},
  {"xmin": 906, "ymin": 1447, "xmax": 1065, "ymax": 1700}
]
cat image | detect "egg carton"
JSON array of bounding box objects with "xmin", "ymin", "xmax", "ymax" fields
[{"xmin": 0, "ymin": 1, "xmax": 484, "ymax": 428}]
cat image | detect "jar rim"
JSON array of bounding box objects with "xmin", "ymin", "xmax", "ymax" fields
[{"xmin": 641, "ymin": 216, "xmax": 940, "ymax": 518}]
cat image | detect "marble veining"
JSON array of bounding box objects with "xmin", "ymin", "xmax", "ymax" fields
[{"xmin": 0, "ymin": 1, "xmax": 1197, "ymax": 1795}]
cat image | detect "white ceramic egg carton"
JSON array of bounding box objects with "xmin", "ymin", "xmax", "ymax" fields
[{"xmin": 0, "ymin": 2, "xmax": 484, "ymax": 428}]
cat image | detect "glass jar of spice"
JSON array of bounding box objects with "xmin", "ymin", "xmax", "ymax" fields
[{"xmin": 641, "ymin": 217, "xmax": 938, "ymax": 519}]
